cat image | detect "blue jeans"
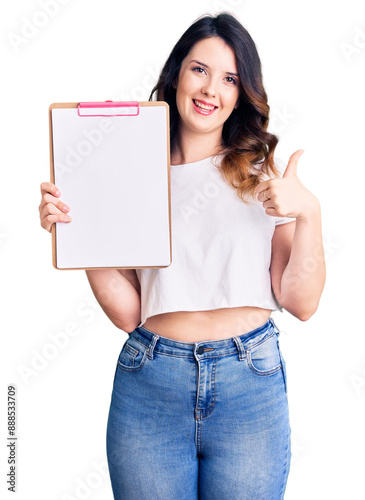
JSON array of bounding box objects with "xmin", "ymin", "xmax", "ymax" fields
[{"xmin": 106, "ymin": 317, "xmax": 291, "ymax": 499}]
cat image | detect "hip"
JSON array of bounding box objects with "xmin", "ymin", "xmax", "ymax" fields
[
  {"xmin": 111, "ymin": 316, "xmax": 289, "ymax": 406},
  {"xmin": 109, "ymin": 316, "xmax": 289, "ymax": 420}
]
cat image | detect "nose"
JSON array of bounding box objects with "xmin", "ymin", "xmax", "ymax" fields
[{"xmin": 201, "ymin": 78, "xmax": 216, "ymax": 98}]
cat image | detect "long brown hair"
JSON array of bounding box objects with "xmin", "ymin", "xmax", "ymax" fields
[{"xmin": 149, "ymin": 12, "xmax": 281, "ymax": 204}]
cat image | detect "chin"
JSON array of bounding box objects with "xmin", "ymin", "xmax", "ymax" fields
[{"xmin": 186, "ymin": 116, "xmax": 224, "ymax": 134}]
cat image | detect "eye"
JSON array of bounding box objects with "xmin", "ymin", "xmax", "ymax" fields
[
  {"xmin": 225, "ymin": 76, "xmax": 237, "ymax": 85},
  {"xmin": 192, "ymin": 66, "xmax": 206, "ymax": 75}
]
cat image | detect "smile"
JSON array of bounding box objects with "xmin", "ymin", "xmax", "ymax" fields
[{"xmin": 192, "ymin": 99, "xmax": 218, "ymax": 115}]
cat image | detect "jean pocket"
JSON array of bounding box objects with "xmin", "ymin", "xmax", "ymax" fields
[
  {"xmin": 117, "ymin": 335, "xmax": 148, "ymax": 373},
  {"xmin": 246, "ymin": 333, "xmax": 282, "ymax": 376},
  {"xmin": 277, "ymin": 344, "xmax": 288, "ymax": 394}
]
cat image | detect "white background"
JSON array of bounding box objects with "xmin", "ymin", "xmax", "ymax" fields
[{"xmin": 1, "ymin": 0, "xmax": 364, "ymax": 498}]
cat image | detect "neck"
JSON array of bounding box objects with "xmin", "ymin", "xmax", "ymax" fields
[{"xmin": 171, "ymin": 125, "xmax": 223, "ymax": 165}]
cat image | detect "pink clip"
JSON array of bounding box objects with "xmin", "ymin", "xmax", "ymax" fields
[{"xmin": 78, "ymin": 101, "xmax": 140, "ymax": 117}]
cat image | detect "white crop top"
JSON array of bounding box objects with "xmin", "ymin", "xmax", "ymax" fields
[{"xmin": 135, "ymin": 155, "xmax": 296, "ymax": 327}]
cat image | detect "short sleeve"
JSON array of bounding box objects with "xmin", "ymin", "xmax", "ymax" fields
[{"xmin": 273, "ymin": 157, "xmax": 297, "ymax": 226}]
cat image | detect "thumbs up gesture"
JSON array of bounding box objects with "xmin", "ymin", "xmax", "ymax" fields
[{"xmin": 254, "ymin": 150, "xmax": 318, "ymax": 220}]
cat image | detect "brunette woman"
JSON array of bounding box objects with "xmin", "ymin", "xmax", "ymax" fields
[{"xmin": 39, "ymin": 12, "xmax": 325, "ymax": 500}]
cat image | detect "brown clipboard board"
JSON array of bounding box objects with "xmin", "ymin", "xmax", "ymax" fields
[{"xmin": 49, "ymin": 101, "xmax": 171, "ymax": 270}]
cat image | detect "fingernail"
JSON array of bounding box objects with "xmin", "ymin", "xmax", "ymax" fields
[
  {"xmin": 63, "ymin": 205, "xmax": 69, "ymax": 212},
  {"xmin": 55, "ymin": 190, "xmax": 60, "ymax": 197},
  {"xmin": 65, "ymin": 215, "xmax": 72, "ymax": 221}
]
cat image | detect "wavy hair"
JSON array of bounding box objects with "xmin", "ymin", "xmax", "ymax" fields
[{"xmin": 149, "ymin": 12, "xmax": 281, "ymax": 204}]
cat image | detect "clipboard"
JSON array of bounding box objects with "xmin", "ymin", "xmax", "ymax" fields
[{"xmin": 49, "ymin": 101, "xmax": 171, "ymax": 270}]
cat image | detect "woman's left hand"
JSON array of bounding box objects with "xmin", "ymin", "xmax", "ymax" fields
[{"xmin": 254, "ymin": 150, "xmax": 319, "ymax": 219}]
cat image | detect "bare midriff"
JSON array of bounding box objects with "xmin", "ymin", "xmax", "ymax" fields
[{"xmin": 142, "ymin": 306, "xmax": 272, "ymax": 343}]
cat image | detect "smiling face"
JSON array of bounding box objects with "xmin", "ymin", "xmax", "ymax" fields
[{"xmin": 174, "ymin": 37, "xmax": 240, "ymax": 139}]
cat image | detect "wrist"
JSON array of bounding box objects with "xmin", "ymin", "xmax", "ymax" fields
[{"xmin": 297, "ymin": 196, "xmax": 321, "ymax": 222}]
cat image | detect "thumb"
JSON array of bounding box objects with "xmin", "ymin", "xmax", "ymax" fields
[{"xmin": 283, "ymin": 149, "xmax": 304, "ymax": 178}]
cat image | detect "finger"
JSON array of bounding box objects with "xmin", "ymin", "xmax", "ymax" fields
[
  {"xmin": 262, "ymin": 198, "xmax": 276, "ymax": 210},
  {"xmin": 40, "ymin": 207, "xmax": 72, "ymax": 232},
  {"xmin": 39, "ymin": 192, "xmax": 70, "ymax": 214},
  {"xmin": 40, "ymin": 199, "xmax": 72, "ymax": 231},
  {"xmin": 256, "ymin": 189, "xmax": 269, "ymax": 202},
  {"xmin": 40, "ymin": 199, "xmax": 72, "ymax": 220},
  {"xmin": 264, "ymin": 206, "xmax": 277, "ymax": 217},
  {"xmin": 40, "ymin": 181, "xmax": 61, "ymax": 198},
  {"xmin": 40, "ymin": 216, "xmax": 71, "ymax": 233},
  {"xmin": 282, "ymin": 149, "xmax": 304, "ymax": 178},
  {"xmin": 254, "ymin": 181, "xmax": 271, "ymax": 200}
]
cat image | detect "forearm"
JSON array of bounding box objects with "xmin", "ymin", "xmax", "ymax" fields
[
  {"xmin": 85, "ymin": 269, "xmax": 141, "ymax": 332},
  {"xmin": 280, "ymin": 200, "xmax": 326, "ymax": 320}
]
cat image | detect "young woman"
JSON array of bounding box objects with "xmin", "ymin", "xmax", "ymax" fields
[{"xmin": 39, "ymin": 13, "xmax": 325, "ymax": 500}]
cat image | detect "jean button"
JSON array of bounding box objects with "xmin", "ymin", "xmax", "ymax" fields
[{"xmin": 196, "ymin": 346, "xmax": 205, "ymax": 355}]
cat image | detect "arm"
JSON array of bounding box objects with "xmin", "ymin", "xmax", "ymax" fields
[
  {"xmin": 85, "ymin": 269, "xmax": 141, "ymax": 332},
  {"xmin": 270, "ymin": 200, "xmax": 326, "ymax": 321},
  {"xmin": 38, "ymin": 183, "xmax": 142, "ymax": 331}
]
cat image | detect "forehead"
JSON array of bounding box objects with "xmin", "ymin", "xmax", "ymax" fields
[{"xmin": 185, "ymin": 37, "xmax": 237, "ymax": 70}]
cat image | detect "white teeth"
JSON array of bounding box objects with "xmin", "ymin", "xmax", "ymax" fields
[{"xmin": 194, "ymin": 99, "xmax": 215, "ymax": 111}]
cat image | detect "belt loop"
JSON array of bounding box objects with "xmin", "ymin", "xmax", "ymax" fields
[
  {"xmin": 233, "ymin": 336, "xmax": 246, "ymax": 361},
  {"xmin": 269, "ymin": 317, "xmax": 280, "ymax": 336},
  {"xmin": 147, "ymin": 334, "xmax": 159, "ymax": 360}
]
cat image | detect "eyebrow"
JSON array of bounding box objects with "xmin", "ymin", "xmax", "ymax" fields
[{"xmin": 189, "ymin": 59, "xmax": 239, "ymax": 77}]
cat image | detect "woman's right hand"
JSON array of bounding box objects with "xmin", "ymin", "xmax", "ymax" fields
[{"xmin": 39, "ymin": 182, "xmax": 72, "ymax": 233}]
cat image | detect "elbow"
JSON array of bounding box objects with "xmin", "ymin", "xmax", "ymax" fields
[
  {"xmin": 115, "ymin": 318, "xmax": 140, "ymax": 334},
  {"xmin": 120, "ymin": 313, "xmax": 142, "ymax": 333},
  {"xmin": 281, "ymin": 300, "xmax": 319, "ymax": 322},
  {"xmin": 297, "ymin": 297, "xmax": 322, "ymax": 321},
  {"xmin": 297, "ymin": 309, "xmax": 316, "ymax": 322},
  {"xmin": 123, "ymin": 322, "xmax": 140, "ymax": 334},
  {"xmin": 107, "ymin": 313, "xmax": 141, "ymax": 334}
]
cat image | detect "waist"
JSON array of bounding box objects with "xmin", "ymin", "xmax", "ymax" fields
[
  {"xmin": 133, "ymin": 316, "xmax": 280, "ymax": 357},
  {"xmin": 141, "ymin": 306, "xmax": 272, "ymax": 342}
]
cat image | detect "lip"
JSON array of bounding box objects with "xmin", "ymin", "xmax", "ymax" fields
[{"xmin": 192, "ymin": 98, "xmax": 218, "ymax": 116}]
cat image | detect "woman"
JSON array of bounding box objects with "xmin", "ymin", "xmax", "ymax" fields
[{"xmin": 39, "ymin": 13, "xmax": 325, "ymax": 500}]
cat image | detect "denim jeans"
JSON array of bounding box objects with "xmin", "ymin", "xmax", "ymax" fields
[{"xmin": 106, "ymin": 317, "xmax": 291, "ymax": 499}]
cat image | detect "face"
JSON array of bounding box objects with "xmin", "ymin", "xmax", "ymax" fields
[{"xmin": 173, "ymin": 37, "xmax": 240, "ymax": 137}]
